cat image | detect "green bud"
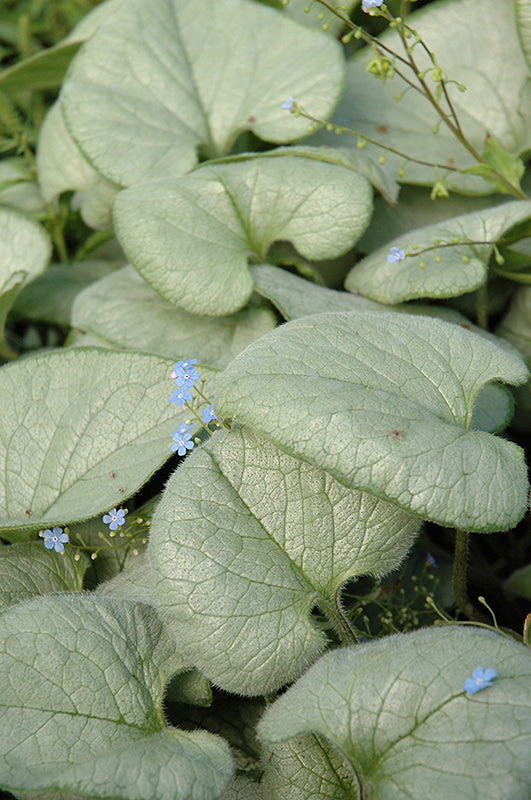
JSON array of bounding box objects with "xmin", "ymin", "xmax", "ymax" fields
[
  {"xmin": 394, "ymin": 92, "xmax": 403, "ymax": 101},
  {"xmin": 334, "ymin": 127, "xmax": 343, "ymax": 135},
  {"xmin": 322, "ymin": 22, "xmax": 329, "ymax": 31},
  {"xmin": 398, "ymin": 167, "xmax": 405, "ymax": 177},
  {"xmin": 461, "ymin": 255, "xmax": 469, "ymax": 263},
  {"xmin": 354, "ymin": 28, "xmax": 363, "ymax": 39},
  {"xmin": 419, "ymin": 259, "xmax": 425, "ymax": 269},
  {"xmin": 326, "ymin": 123, "xmax": 334, "ymax": 131},
  {"xmin": 342, "ymin": 30, "xmax": 354, "ymax": 43},
  {"xmin": 493, "ymin": 246, "xmax": 505, "ymax": 266},
  {"xmin": 357, "ymin": 137, "xmax": 367, "ymax": 149},
  {"xmin": 378, "ymin": 154, "xmax": 386, "ymax": 164},
  {"xmin": 435, "ymin": 254, "xmax": 441, "ymax": 263},
  {"xmin": 317, "ymin": 11, "xmax": 325, "ymax": 19}
]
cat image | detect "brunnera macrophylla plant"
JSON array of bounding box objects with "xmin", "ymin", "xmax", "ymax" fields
[{"xmin": 0, "ymin": 0, "xmax": 531, "ymax": 798}]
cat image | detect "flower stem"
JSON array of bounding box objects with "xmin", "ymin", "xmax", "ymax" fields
[{"xmin": 453, "ymin": 529, "xmax": 488, "ymax": 622}]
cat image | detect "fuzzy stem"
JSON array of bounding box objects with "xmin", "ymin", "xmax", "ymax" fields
[{"xmin": 453, "ymin": 529, "xmax": 488, "ymax": 622}]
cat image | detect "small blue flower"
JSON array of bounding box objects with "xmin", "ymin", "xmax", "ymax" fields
[
  {"xmin": 362, "ymin": 0, "xmax": 383, "ymax": 10},
  {"xmin": 202, "ymin": 404, "xmax": 217, "ymax": 424},
  {"xmin": 426, "ymin": 552, "xmax": 438, "ymax": 568},
  {"xmin": 282, "ymin": 96, "xmax": 295, "ymax": 111},
  {"xmin": 463, "ymin": 666, "xmax": 497, "ymax": 695},
  {"xmin": 171, "ymin": 429, "xmax": 194, "ymax": 456},
  {"xmin": 103, "ymin": 508, "xmax": 126, "ymax": 531},
  {"xmin": 171, "ymin": 360, "xmax": 200, "ymax": 387},
  {"xmin": 169, "ymin": 387, "xmax": 193, "ymax": 406},
  {"xmin": 387, "ymin": 246, "xmax": 406, "ymax": 263},
  {"xmin": 176, "ymin": 422, "xmax": 193, "ymax": 435},
  {"xmin": 39, "ymin": 527, "xmax": 69, "ymax": 553}
]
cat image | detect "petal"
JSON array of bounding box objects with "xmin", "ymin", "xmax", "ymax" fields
[
  {"xmin": 471, "ymin": 666, "xmax": 485, "ymax": 681},
  {"xmin": 463, "ymin": 678, "xmax": 480, "ymax": 694},
  {"xmin": 54, "ymin": 541, "xmax": 64, "ymax": 552},
  {"xmin": 44, "ymin": 539, "xmax": 54, "ymax": 549},
  {"xmin": 59, "ymin": 533, "xmax": 69, "ymax": 544},
  {"xmin": 483, "ymin": 668, "xmax": 497, "ymax": 682}
]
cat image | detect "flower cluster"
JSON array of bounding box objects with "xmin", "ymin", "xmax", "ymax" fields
[
  {"xmin": 168, "ymin": 358, "xmax": 218, "ymax": 457},
  {"xmin": 39, "ymin": 527, "xmax": 69, "ymax": 553},
  {"xmin": 362, "ymin": 0, "xmax": 383, "ymax": 11},
  {"xmin": 281, "ymin": 96, "xmax": 295, "ymax": 111}
]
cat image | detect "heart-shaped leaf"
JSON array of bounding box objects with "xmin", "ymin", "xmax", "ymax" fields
[
  {"xmin": 0, "ymin": 594, "xmax": 233, "ymax": 800},
  {"xmin": 258, "ymin": 626, "xmax": 531, "ymax": 800},
  {"xmin": 0, "ymin": 541, "xmax": 87, "ymax": 611},
  {"xmin": 36, "ymin": 100, "xmax": 117, "ymax": 229},
  {"xmin": 0, "ymin": 208, "xmax": 51, "ymax": 356},
  {"xmin": 311, "ymin": 0, "xmax": 531, "ymax": 194},
  {"xmin": 113, "ymin": 154, "xmax": 372, "ymax": 316},
  {"xmin": 345, "ymin": 201, "xmax": 531, "ymax": 303},
  {"xmin": 0, "ymin": 348, "xmax": 204, "ymax": 533},
  {"xmin": 215, "ymin": 311, "xmax": 529, "ymax": 531},
  {"xmin": 60, "ymin": 0, "xmax": 344, "ymax": 187},
  {"xmin": 149, "ymin": 426, "xmax": 419, "ymax": 695},
  {"xmin": 71, "ymin": 266, "xmax": 277, "ymax": 367}
]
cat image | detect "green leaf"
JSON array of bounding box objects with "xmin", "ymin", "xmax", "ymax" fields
[
  {"xmin": 260, "ymin": 736, "xmax": 357, "ymax": 800},
  {"xmin": 345, "ymin": 201, "xmax": 531, "ymax": 304},
  {"xmin": 71, "ymin": 266, "xmax": 277, "ymax": 367},
  {"xmin": 0, "ymin": 348, "xmax": 199, "ymax": 533},
  {"xmin": 504, "ymin": 562, "xmax": 531, "ymax": 601},
  {"xmin": 113, "ymin": 154, "xmax": 372, "ymax": 316},
  {"xmin": 0, "ymin": 542, "xmax": 87, "ymax": 611},
  {"xmin": 61, "ymin": 0, "xmax": 344, "ymax": 187},
  {"xmin": 258, "ymin": 626, "xmax": 531, "ymax": 800},
  {"xmin": 149, "ymin": 426, "xmax": 419, "ymax": 695},
  {"xmin": 470, "ymin": 382, "xmax": 514, "ymax": 435},
  {"xmin": 359, "ymin": 184, "xmax": 514, "ymax": 255},
  {"xmin": 497, "ymin": 284, "xmax": 531, "ymax": 358},
  {"xmin": 462, "ymin": 136, "xmax": 525, "ymax": 195},
  {"xmin": 96, "ymin": 553, "xmax": 160, "ymax": 605},
  {"xmin": 0, "ymin": 158, "xmax": 44, "ymax": 214},
  {"xmin": 13, "ymin": 260, "xmax": 122, "ymax": 326},
  {"xmin": 0, "ymin": 594, "xmax": 233, "ymax": 799},
  {"xmin": 0, "ymin": 41, "xmax": 81, "ymax": 94},
  {"xmin": 215, "ymin": 310, "xmax": 529, "ymax": 531},
  {"xmin": 36, "ymin": 100, "xmax": 117, "ymax": 229},
  {"xmin": 252, "ymin": 264, "xmax": 476, "ymax": 322},
  {"xmin": 516, "ymin": 0, "xmax": 531, "ymax": 71},
  {"xmin": 0, "ymin": 208, "xmax": 51, "ymax": 356},
  {"xmin": 311, "ymin": 0, "xmax": 531, "ymax": 194},
  {"xmin": 204, "ymin": 144, "xmax": 398, "ymax": 206}
]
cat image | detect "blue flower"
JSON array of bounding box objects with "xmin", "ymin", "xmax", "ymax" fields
[
  {"xmin": 169, "ymin": 387, "xmax": 193, "ymax": 406},
  {"xmin": 176, "ymin": 422, "xmax": 193, "ymax": 435},
  {"xmin": 171, "ymin": 429, "xmax": 194, "ymax": 456},
  {"xmin": 362, "ymin": 0, "xmax": 383, "ymax": 10},
  {"xmin": 426, "ymin": 552, "xmax": 438, "ymax": 568},
  {"xmin": 39, "ymin": 527, "xmax": 69, "ymax": 553},
  {"xmin": 171, "ymin": 360, "xmax": 200, "ymax": 387},
  {"xmin": 387, "ymin": 246, "xmax": 406, "ymax": 263},
  {"xmin": 202, "ymin": 404, "xmax": 217, "ymax": 424},
  {"xmin": 282, "ymin": 96, "xmax": 295, "ymax": 111},
  {"xmin": 103, "ymin": 508, "xmax": 126, "ymax": 531},
  {"xmin": 463, "ymin": 666, "xmax": 497, "ymax": 695}
]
